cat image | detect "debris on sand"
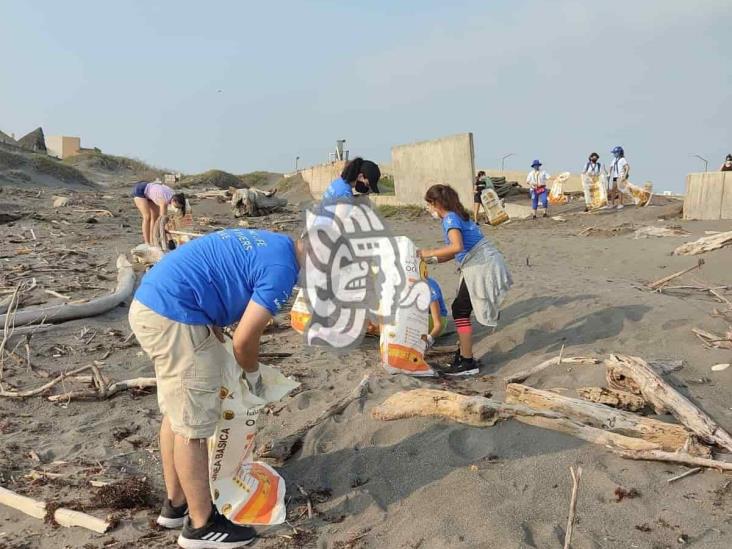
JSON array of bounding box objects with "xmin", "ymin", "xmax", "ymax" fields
[
  {"xmin": 614, "ymin": 486, "xmax": 640, "ymax": 502},
  {"xmin": 95, "ymin": 477, "xmax": 156, "ymax": 510}
]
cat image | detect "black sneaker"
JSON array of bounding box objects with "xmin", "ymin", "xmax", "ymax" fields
[
  {"xmin": 157, "ymin": 499, "xmax": 188, "ymax": 529},
  {"xmin": 178, "ymin": 507, "xmax": 255, "ymax": 548},
  {"xmin": 438, "ymin": 355, "xmax": 480, "ymax": 377}
]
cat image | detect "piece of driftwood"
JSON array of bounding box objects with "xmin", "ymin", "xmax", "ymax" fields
[
  {"xmin": 647, "ymin": 258, "xmax": 704, "ymax": 290},
  {"xmin": 611, "ymin": 449, "xmax": 732, "ymax": 472},
  {"xmin": 505, "ymin": 383, "xmax": 704, "ymax": 454},
  {"xmin": 667, "ymin": 467, "xmax": 701, "ymax": 483},
  {"xmin": 576, "ymin": 386, "xmax": 647, "ymax": 412},
  {"xmin": 47, "ymin": 377, "xmax": 157, "ymax": 402},
  {"xmin": 503, "ymin": 356, "xmax": 600, "ymax": 384},
  {"xmin": 691, "ymin": 328, "xmax": 732, "ymax": 350},
  {"xmin": 73, "ymin": 209, "xmax": 114, "ymax": 217},
  {"xmin": 0, "ymin": 485, "xmax": 110, "ymax": 533},
  {"xmin": 633, "ymin": 226, "xmax": 690, "ymax": 239},
  {"xmin": 0, "ymin": 255, "xmax": 135, "ymax": 328},
  {"xmin": 257, "ymin": 374, "xmax": 371, "ymax": 461},
  {"xmin": 231, "ymin": 188, "xmax": 287, "ymax": 217},
  {"xmin": 563, "ymin": 466, "xmax": 582, "ymax": 549},
  {"xmin": 673, "ymin": 231, "xmax": 732, "ymax": 256},
  {"xmin": 372, "ymin": 389, "xmax": 663, "ymax": 452},
  {"xmin": 606, "ymin": 354, "xmax": 732, "ymax": 452},
  {"xmin": 0, "ymin": 365, "xmax": 94, "ymax": 398}
]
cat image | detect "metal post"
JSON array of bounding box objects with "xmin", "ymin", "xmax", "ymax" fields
[
  {"xmin": 690, "ymin": 154, "xmax": 708, "ymax": 172},
  {"xmin": 500, "ymin": 153, "xmax": 515, "ymax": 172},
  {"xmin": 295, "ymin": 156, "xmax": 300, "ymax": 171}
]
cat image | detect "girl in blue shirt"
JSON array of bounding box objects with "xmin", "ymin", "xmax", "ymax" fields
[
  {"xmin": 418, "ymin": 184, "xmax": 511, "ymax": 376},
  {"xmin": 321, "ymin": 158, "xmax": 381, "ymax": 203}
]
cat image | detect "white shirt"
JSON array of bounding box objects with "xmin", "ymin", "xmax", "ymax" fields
[
  {"xmin": 610, "ymin": 157, "xmax": 629, "ymax": 179},
  {"xmin": 582, "ymin": 161, "xmax": 603, "ymax": 176},
  {"xmin": 526, "ymin": 170, "xmax": 550, "ymax": 189}
]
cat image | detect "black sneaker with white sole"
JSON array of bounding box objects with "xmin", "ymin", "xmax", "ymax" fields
[
  {"xmin": 438, "ymin": 355, "xmax": 480, "ymax": 377},
  {"xmin": 157, "ymin": 499, "xmax": 188, "ymax": 529},
  {"xmin": 178, "ymin": 507, "xmax": 255, "ymax": 548}
]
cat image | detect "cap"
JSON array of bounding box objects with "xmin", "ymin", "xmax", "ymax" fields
[{"xmin": 360, "ymin": 160, "xmax": 381, "ymax": 193}]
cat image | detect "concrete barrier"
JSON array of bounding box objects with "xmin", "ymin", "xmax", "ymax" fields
[
  {"xmin": 683, "ymin": 172, "xmax": 732, "ymax": 220},
  {"xmin": 391, "ymin": 133, "xmax": 475, "ymax": 208},
  {"xmin": 297, "ymin": 161, "xmax": 345, "ymax": 199}
]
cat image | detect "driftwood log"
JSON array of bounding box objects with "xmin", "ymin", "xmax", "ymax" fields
[
  {"xmin": 612, "ymin": 449, "xmax": 732, "ymax": 472},
  {"xmin": 606, "ymin": 354, "xmax": 732, "ymax": 452},
  {"xmin": 0, "ymin": 255, "xmax": 135, "ymax": 328},
  {"xmin": 372, "ymin": 389, "xmax": 666, "ymax": 452},
  {"xmin": 647, "ymin": 258, "xmax": 704, "ymax": 290},
  {"xmin": 0, "ymin": 485, "xmax": 110, "ymax": 533},
  {"xmin": 231, "ymin": 188, "xmax": 287, "ymax": 217},
  {"xmin": 258, "ymin": 374, "xmax": 371, "ymax": 462},
  {"xmin": 505, "ymin": 383, "xmax": 706, "ymax": 455},
  {"xmin": 503, "ymin": 356, "xmax": 600, "ymax": 384},
  {"xmin": 673, "ymin": 231, "xmax": 732, "ymax": 256},
  {"xmin": 576, "ymin": 386, "xmax": 647, "ymax": 412}
]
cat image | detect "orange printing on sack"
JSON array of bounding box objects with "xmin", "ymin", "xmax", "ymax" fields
[
  {"xmin": 382, "ymin": 343, "xmax": 431, "ymax": 373},
  {"xmin": 231, "ymin": 463, "xmax": 281, "ymax": 525}
]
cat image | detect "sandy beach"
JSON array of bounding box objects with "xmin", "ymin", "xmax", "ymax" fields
[{"xmin": 1, "ymin": 181, "xmax": 731, "ymax": 549}]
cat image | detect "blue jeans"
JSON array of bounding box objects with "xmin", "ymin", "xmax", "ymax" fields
[{"xmin": 531, "ymin": 189, "xmax": 547, "ymax": 210}]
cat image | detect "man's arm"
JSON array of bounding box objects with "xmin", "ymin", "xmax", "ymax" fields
[{"xmin": 231, "ymin": 301, "xmax": 273, "ymax": 373}]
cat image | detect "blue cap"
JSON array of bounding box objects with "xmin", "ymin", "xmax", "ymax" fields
[{"xmin": 531, "ymin": 159, "xmax": 542, "ymax": 168}]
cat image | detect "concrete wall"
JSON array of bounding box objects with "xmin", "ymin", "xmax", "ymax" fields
[
  {"xmin": 46, "ymin": 135, "xmax": 81, "ymax": 159},
  {"xmin": 483, "ymin": 169, "xmax": 584, "ymax": 193},
  {"xmin": 684, "ymin": 172, "xmax": 732, "ymax": 220},
  {"xmin": 391, "ymin": 133, "xmax": 475, "ymax": 207},
  {"xmin": 297, "ymin": 160, "xmax": 346, "ymax": 199}
]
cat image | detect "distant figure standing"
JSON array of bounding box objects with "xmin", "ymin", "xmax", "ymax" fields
[
  {"xmin": 581, "ymin": 152, "xmax": 606, "ymax": 212},
  {"xmin": 608, "ymin": 146, "xmax": 629, "ymax": 210},
  {"xmin": 720, "ymin": 154, "xmax": 732, "ymax": 171},
  {"xmin": 526, "ymin": 160, "xmax": 549, "ymax": 219},
  {"xmin": 132, "ymin": 181, "xmax": 187, "ymax": 245},
  {"xmin": 472, "ymin": 170, "xmax": 491, "ymax": 223}
]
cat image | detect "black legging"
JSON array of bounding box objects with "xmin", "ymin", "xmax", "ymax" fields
[{"xmin": 452, "ymin": 280, "xmax": 473, "ymax": 329}]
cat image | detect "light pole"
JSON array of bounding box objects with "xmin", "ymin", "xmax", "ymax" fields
[
  {"xmin": 500, "ymin": 153, "xmax": 515, "ymax": 172},
  {"xmin": 690, "ymin": 154, "xmax": 708, "ymax": 172},
  {"xmin": 295, "ymin": 156, "xmax": 300, "ymax": 171}
]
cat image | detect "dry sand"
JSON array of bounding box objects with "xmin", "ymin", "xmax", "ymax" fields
[{"xmin": 0, "ymin": 186, "xmax": 731, "ymax": 549}]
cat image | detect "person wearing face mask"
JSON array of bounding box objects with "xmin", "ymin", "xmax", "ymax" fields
[
  {"xmin": 418, "ymin": 184, "xmax": 512, "ymax": 377},
  {"xmin": 132, "ymin": 180, "xmax": 188, "ymax": 245},
  {"xmin": 609, "ymin": 146, "xmax": 629, "ymax": 209},
  {"xmin": 581, "ymin": 152, "xmax": 606, "ymax": 211},
  {"xmin": 720, "ymin": 154, "xmax": 732, "ymax": 172},
  {"xmin": 526, "ymin": 160, "xmax": 550, "ymax": 219},
  {"xmin": 321, "ymin": 157, "xmax": 381, "ymax": 204}
]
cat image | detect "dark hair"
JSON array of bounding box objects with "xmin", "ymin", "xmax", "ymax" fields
[
  {"xmin": 726, "ymin": 154, "xmax": 732, "ymax": 162},
  {"xmin": 424, "ymin": 184, "xmax": 470, "ymax": 221},
  {"xmin": 476, "ymin": 170, "xmax": 486, "ymax": 183},
  {"xmin": 589, "ymin": 152, "xmax": 599, "ymax": 160},
  {"xmin": 341, "ymin": 157, "xmax": 365, "ymax": 183},
  {"xmin": 171, "ymin": 193, "xmax": 187, "ymax": 215}
]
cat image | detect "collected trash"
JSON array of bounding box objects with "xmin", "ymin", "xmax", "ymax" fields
[
  {"xmin": 548, "ymin": 172, "xmax": 571, "ymax": 205},
  {"xmin": 480, "ymin": 188, "xmax": 509, "ymax": 226}
]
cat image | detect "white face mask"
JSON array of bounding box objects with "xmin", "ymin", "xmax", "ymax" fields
[{"xmin": 427, "ymin": 206, "xmax": 440, "ymax": 219}]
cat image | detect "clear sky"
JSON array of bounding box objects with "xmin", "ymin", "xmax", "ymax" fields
[{"xmin": 1, "ymin": 0, "xmax": 730, "ymax": 192}]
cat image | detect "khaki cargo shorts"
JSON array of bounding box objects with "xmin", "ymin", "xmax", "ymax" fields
[{"xmin": 129, "ymin": 299, "xmax": 227, "ymax": 440}]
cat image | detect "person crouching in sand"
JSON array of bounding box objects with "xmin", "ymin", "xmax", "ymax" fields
[
  {"xmin": 129, "ymin": 228, "xmax": 305, "ymax": 548},
  {"xmin": 132, "ymin": 180, "xmax": 187, "ymax": 245},
  {"xmin": 418, "ymin": 184, "xmax": 513, "ymax": 376}
]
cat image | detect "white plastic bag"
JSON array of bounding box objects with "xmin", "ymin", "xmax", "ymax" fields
[
  {"xmin": 207, "ymin": 342, "xmax": 300, "ymax": 525},
  {"xmin": 379, "ymin": 236, "xmax": 435, "ymax": 377}
]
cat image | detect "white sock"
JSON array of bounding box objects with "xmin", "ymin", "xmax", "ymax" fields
[{"xmin": 244, "ymin": 369, "xmax": 261, "ymax": 385}]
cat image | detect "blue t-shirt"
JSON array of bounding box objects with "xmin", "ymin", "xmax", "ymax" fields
[
  {"xmin": 442, "ymin": 212, "xmax": 484, "ymax": 264},
  {"xmin": 427, "ymin": 277, "xmax": 448, "ymax": 317},
  {"xmin": 135, "ymin": 229, "xmax": 298, "ymax": 326},
  {"xmin": 321, "ymin": 177, "xmax": 353, "ymax": 203}
]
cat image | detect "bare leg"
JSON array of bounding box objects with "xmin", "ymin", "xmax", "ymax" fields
[
  {"xmin": 174, "ymin": 435, "xmax": 213, "ymax": 528},
  {"xmin": 457, "ymin": 331, "xmax": 473, "ymax": 359},
  {"xmin": 134, "ymin": 197, "xmax": 152, "ymax": 244},
  {"xmin": 148, "ymin": 202, "xmax": 161, "ymax": 245},
  {"xmin": 160, "ymin": 416, "xmax": 185, "ymax": 506},
  {"xmin": 473, "ymin": 203, "xmax": 479, "ymax": 223}
]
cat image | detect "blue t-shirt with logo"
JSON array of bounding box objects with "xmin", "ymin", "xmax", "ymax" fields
[
  {"xmin": 427, "ymin": 277, "xmax": 448, "ymax": 317},
  {"xmin": 134, "ymin": 229, "xmax": 298, "ymax": 326},
  {"xmin": 321, "ymin": 177, "xmax": 353, "ymax": 203},
  {"xmin": 442, "ymin": 212, "xmax": 484, "ymax": 264}
]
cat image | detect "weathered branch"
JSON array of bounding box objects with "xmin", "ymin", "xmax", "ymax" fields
[
  {"xmin": 673, "ymin": 231, "xmax": 732, "ymax": 256},
  {"xmin": 606, "ymin": 354, "xmax": 732, "ymax": 452},
  {"xmin": 576, "ymin": 386, "xmax": 646, "ymax": 412},
  {"xmin": 503, "ymin": 356, "xmax": 600, "ymax": 384},
  {"xmin": 0, "ymin": 255, "xmax": 135, "ymax": 328}
]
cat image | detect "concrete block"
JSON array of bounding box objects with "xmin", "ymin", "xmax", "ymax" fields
[
  {"xmin": 391, "ymin": 133, "xmax": 475, "ymax": 208},
  {"xmin": 683, "ymin": 172, "xmax": 728, "ymax": 220}
]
